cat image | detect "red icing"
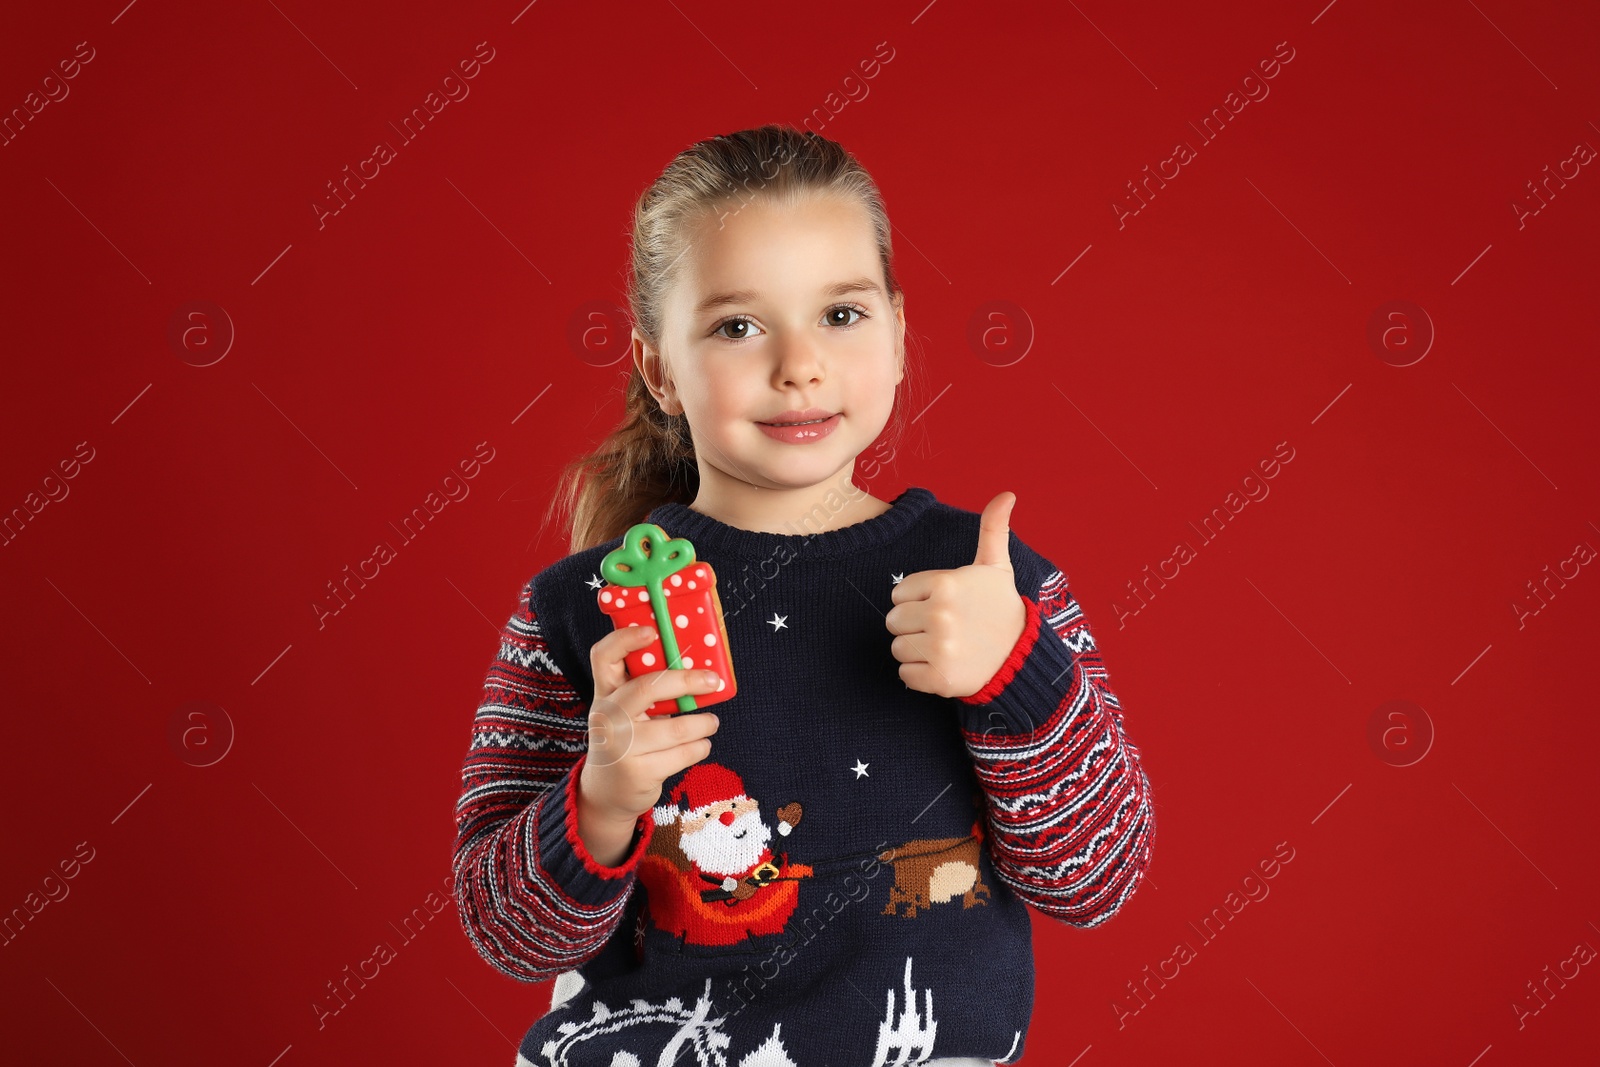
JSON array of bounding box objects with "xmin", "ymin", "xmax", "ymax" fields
[{"xmin": 596, "ymin": 562, "xmax": 738, "ymax": 716}]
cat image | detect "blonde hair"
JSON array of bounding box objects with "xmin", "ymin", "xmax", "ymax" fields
[{"xmin": 544, "ymin": 123, "xmax": 915, "ymax": 552}]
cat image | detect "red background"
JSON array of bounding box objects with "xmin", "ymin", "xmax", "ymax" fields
[{"xmin": 3, "ymin": 1, "xmax": 1597, "ymax": 1064}]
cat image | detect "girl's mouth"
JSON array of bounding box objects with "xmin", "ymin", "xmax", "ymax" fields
[{"xmin": 756, "ymin": 412, "xmax": 842, "ymax": 443}]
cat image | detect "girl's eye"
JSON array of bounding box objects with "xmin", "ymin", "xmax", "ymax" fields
[
  {"xmin": 824, "ymin": 303, "xmax": 869, "ymax": 328},
  {"xmin": 715, "ymin": 317, "xmax": 760, "ymax": 341},
  {"xmin": 711, "ymin": 303, "xmax": 870, "ymax": 342}
]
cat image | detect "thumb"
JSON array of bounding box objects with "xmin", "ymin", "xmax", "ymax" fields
[{"xmin": 972, "ymin": 491, "xmax": 1015, "ymax": 569}]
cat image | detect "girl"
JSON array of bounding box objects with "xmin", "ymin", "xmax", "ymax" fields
[{"xmin": 452, "ymin": 124, "xmax": 1156, "ymax": 1067}]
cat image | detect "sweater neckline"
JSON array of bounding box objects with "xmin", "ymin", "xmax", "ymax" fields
[{"xmin": 646, "ymin": 486, "xmax": 937, "ymax": 561}]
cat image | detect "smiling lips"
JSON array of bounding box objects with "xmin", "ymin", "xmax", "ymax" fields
[
  {"xmin": 756, "ymin": 409, "xmax": 842, "ymax": 444},
  {"xmin": 759, "ymin": 407, "xmax": 836, "ymax": 426}
]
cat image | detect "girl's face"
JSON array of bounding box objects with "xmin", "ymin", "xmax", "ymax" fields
[{"xmin": 635, "ymin": 192, "xmax": 905, "ymax": 500}]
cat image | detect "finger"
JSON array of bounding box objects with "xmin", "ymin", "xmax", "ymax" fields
[
  {"xmin": 619, "ymin": 667, "xmax": 723, "ymax": 723},
  {"xmin": 591, "ymin": 624, "xmax": 659, "ymax": 701},
  {"xmin": 889, "ymin": 568, "xmax": 945, "ymax": 606},
  {"xmin": 897, "ymin": 660, "xmax": 945, "ymax": 695},
  {"xmin": 589, "ymin": 666, "xmax": 716, "ymax": 767},
  {"xmin": 634, "ymin": 703, "xmax": 721, "ymax": 759},
  {"xmin": 592, "ymin": 623, "xmax": 658, "ymax": 677},
  {"xmin": 972, "ymin": 491, "xmax": 1015, "ymax": 569},
  {"xmin": 889, "ymin": 632, "xmax": 932, "ymax": 665},
  {"xmin": 884, "ymin": 599, "xmax": 930, "ymax": 638},
  {"xmin": 638, "ymin": 733, "xmax": 716, "ymax": 781}
]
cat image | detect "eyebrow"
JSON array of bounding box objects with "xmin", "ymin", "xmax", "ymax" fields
[{"xmin": 694, "ymin": 278, "xmax": 884, "ymax": 316}]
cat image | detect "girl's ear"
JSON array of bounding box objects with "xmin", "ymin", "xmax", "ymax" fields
[
  {"xmin": 633, "ymin": 330, "xmax": 684, "ymax": 415},
  {"xmin": 893, "ymin": 293, "xmax": 907, "ymax": 384}
]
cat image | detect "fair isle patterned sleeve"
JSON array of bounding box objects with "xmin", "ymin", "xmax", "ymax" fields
[
  {"xmin": 452, "ymin": 573, "xmax": 655, "ymax": 982},
  {"xmin": 955, "ymin": 549, "xmax": 1156, "ymax": 929}
]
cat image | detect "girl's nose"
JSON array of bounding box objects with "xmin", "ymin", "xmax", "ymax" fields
[
  {"xmin": 720, "ymin": 810, "xmax": 736, "ymax": 825},
  {"xmin": 774, "ymin": 340, "xmax": 824, "ymax": 387}
]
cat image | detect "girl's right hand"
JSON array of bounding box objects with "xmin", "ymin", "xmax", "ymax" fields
[{"xmin": 578, "ymin": 623, "xmax": 724, "ymax": 827}]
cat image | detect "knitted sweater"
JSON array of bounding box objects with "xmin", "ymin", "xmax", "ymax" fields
[{"xmin": 451, "ymin": 486, "xmax": 1156, "ymax": 1066}]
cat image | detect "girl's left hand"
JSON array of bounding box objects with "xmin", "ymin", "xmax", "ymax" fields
[{"xmin": 886, "ymin": 491, "xmax": 1028, "ymax": 699}]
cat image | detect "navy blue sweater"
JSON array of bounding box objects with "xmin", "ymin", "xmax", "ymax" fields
[{"xmin": 452, "ymin": 486, "xmax": 1156, "ymax": 1065}]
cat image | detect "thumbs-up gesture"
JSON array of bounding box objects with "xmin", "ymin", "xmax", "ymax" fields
[{"xmin": 886, "ymin": 491, "xmax": 1028, "ymax": 699}]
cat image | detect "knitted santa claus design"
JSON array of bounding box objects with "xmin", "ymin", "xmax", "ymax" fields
[{"xmin": 638, "ymin": 762, "xmax": 814, "ymax": 949}]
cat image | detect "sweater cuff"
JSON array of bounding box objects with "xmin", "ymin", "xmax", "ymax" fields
[
  {"xmin": 533, "ymin": 751, "xmax": 655, "ymax": 907},
  {"xmin": 955, "ymin": 593, "xmax": 1079, "ymax": 737}
]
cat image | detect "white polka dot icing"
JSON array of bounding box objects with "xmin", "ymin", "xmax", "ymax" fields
[
  {"xmin": 601, "ymin": 590, "xmax": 612, "ymax": 603},
  {"xmin": 675, "ymin": 614, "xmax": 687, "ymax": 628},
  {"xmin": 641, "ymin": 652, "xmax": 655, "ymax": 666},
  {"xmin": 703, "ymin": 633, "xmax": 716, "ymax": 646}
]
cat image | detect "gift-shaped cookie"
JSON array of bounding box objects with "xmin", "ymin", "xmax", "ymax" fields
[{"xmin": 597, "ymin": 522, "xmax": 737, "ymax": 716}]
